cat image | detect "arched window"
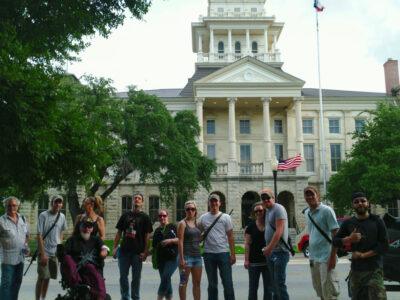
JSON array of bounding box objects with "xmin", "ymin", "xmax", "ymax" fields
[
  {"xmin": 149, "ymin": 195, "xmax": 160, "ymax": 223},
  {"xmin": 218, "ymin": 41, "xmax": 224, "ymax": 54},
  {"xmin": 252, "ymin": 41, "xmax": 258, "ymax": 53},
  {"xmin": 235, "ymin": 41, "xmax": 241, "ymax": 53},
  {"xmin": 121, "ymin": 195, "xmax": 132, "ymax": 215}
]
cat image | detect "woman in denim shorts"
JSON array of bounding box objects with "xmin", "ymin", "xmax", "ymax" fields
[{"xmin": 177, "ymin": 200, "xmax": 202, "ymax": 300}]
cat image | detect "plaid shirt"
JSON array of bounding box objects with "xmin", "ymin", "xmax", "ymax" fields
[{"xmin": 0, "ymin": 213, "xmax": 29, "ymax": 265}]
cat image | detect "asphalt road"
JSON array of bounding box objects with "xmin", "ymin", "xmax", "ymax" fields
[{"xmin": 16, "ymin": 255, "xmax": 399, "ymax": 300}]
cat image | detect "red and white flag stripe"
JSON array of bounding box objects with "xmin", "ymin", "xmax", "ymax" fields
[{"xmin": 277, "ymin": 154, "xmax": 303, "ymax": 171}]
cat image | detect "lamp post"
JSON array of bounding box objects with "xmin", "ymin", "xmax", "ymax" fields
[{"xmin": 271, "ymin": 157, "xmax": 279, "ymax": 201}]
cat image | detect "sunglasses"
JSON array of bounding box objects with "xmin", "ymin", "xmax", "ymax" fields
[
  {"xmin": 353, "ymin": 199, "xmax": 367, "ymax": 204},
  {"xmin": 254, "ymin": 209, "xmax": 264, "ymax": 213},
  {"xmin": 261, "ymin": 194, "xmax": 271, "ymax": 201},
  {"xmin": 158, "ymin": 214, "xmax": 168, "ymax": 218},
  {"xmin": 185, "ymin": 207, "xmax": 196, "ymax": 212}
]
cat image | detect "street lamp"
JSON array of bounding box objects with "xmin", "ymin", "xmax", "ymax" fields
[{"xmin": 271, "ymin": 157, "xmax": 279, "ymax": 201}]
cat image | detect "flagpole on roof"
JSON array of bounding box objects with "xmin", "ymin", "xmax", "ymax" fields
[{"xmin": 315, "ymin": 7, "xmax": 328, "ymax": 198}]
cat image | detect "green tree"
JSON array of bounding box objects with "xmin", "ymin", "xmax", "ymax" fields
[{"xmin": 327, "ymin": 102, "xmax": 400, "ymax": 214}]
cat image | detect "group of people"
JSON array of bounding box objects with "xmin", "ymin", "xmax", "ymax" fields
[{"xmin": 0, "ymin": 185, "xmax": 390, "ymax": 300}]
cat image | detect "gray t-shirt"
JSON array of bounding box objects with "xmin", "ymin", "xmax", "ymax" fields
[
  {"xmin": 264, "ymin": 203, "xmax": 289, "ymax": 253},
  {"xmin": 37, "ymin": 211, "xmax": 67, "ymax": 256},
  {"xmin": 199, "ymin": 212, "xmax": 233, "ymax": 253}
]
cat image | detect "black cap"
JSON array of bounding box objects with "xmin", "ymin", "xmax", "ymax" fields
[{"xmin": 351, "ymin": 192, "xmax": 366, "ymax": 200}]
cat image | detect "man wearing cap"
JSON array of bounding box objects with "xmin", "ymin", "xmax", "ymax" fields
[
  {"xmin": 199, "ymin": 193, "xmax": 236, "ymax": 300},
  {"xmin": 333, "ymin": 192, "xmax": 389, "ymax": 300},
  {"xmin": 36, "ymin": 195, "xmax": 67, "ymax": 300},
  {"xmin": 304, "ymin": 186, "xmax": 340, "ymax": 300},
  {"xmin": 113, "ymin": 192, "xmax": 153, "ymax": 300},
  {"xmin": 260, "ymin": 188, "xmax": 290, "ymax": 300}
]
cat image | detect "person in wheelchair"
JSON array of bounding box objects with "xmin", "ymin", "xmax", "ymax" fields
[{"xmin": 58, "ymin": 217, "xmax": 109, "ymax": 300}]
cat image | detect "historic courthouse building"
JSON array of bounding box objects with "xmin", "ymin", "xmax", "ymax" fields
[{"xmin": 22, "ymin": 0, "xmax": 398, "ymax": 239}]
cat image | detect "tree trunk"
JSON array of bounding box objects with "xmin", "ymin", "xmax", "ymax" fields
[{"xmin": 66, "ymin": 181, "xmax": 81, "ymax": 224}]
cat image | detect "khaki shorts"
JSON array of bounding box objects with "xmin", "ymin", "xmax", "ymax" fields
[
  {"xmin": 37, "ymin": 256, "xmax": 58, "ymax": 280},
  {"xmin": 310, "ymin": 260, "xmax": 340, "ymax": 300}
]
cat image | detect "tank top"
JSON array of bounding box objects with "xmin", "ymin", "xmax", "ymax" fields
[{"xmin": 183, "ymin": 220, "xmax": 201, "ymax": 257}]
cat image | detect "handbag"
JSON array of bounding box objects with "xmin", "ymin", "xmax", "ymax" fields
[{"xmin": 307, "ymin": 212, "xmax": 348, "ymax": 257}]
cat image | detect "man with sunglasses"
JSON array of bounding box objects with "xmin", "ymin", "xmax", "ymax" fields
[
  {"xmin": 333, "ymin": 192, "xmax": 389, "ymax": 300},
  {"xmin": 260, "ymin": 188, "xmax": 290, "ymax": 300},
  {"xmin": 199, "ymin": 193, "xmax": 236, "ymax": 300},
  {"xmin": 0, "ymin": 196, "xmax": 29, "ymax": 300},
  {"xmin": 113, "ymin": 192, "xmax": 153, "ymax": 300},
  {"xmin": 303, "ymin": 186, "xmax": 340, "ymax": 300}
]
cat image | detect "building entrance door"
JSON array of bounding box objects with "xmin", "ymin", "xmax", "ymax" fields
[{"xmin": 241, "ymin": 191, "xmax": 260, "ymax": 228}]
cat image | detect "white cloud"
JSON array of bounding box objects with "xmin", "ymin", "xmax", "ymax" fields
[{"xmin": 68, "ymin": 0, "xmax": 400, "ymax": 93}]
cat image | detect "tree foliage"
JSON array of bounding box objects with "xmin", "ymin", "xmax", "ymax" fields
[{"xmin": 327, "ymin": 102, "xmax": 400, "ymax": 214}]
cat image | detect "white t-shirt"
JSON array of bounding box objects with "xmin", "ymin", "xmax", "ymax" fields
[
  {"xmin": 37, "ymin": 211, "xmax": 67, "ymax": 256},
  {"xmin": 199, "ymin": 212, "xmax": 233, "ymax": 253}
]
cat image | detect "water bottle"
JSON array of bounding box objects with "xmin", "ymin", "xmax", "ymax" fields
[{"xmin": 179, "ymin": 269, "xmax": 187, "ymax": 286}]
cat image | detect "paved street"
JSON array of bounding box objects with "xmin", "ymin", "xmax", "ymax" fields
[{"xmin": 16, "ymin": 255, "xmax": 399, "ymax": 300}]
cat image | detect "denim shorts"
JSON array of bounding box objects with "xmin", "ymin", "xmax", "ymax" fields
[{"xmin": 185, "ymin": 255, "xmax": 202, "ymax": 267}]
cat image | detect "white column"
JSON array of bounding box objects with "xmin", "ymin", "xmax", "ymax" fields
[
  {"xmin": 210, "ymin": 29, "xmax": 214, "ymax": 55},
  {"xmin": 264, "ymin": 27, "xmax": 269, "ymax": 52},
  {"xmin": 246, "ymin": 29, "xmax": 251, "ymax": 55},
  {"xmin": 195, "ymin": 97, "xmax": 205, "ymax": 153},
  {"xmin": 227, "ymin": 97, "xmax": 238, "ymax": 175},
  {"xmin": 272, "ymin": 33, "xmax": 277, "ymax": 52},
  {"xmin": 294, "ymin": 97, "xmax": 304, "ymax": 157},
  {"xmin": 198, "ymin": 34, "xmax": 203, "ymax": 53},
  {"xmin": 228, "ymin": 29, "xmax": 233, "ymax": 61},
  {"xmin": 262, "ymin": 97, "xmax": 272, "ymax": 175}
]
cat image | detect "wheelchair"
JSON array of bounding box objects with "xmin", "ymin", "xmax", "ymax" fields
[{"xmin": 55, "ymin": 244, "xmax": 111, "ymax": 300}]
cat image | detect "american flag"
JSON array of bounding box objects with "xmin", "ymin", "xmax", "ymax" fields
[
  {"xmin": 314, "ymin": 0, "xmax": 325, "ymax": 12},
  {"xmin": 277, "ymin": 154, "xmax": 303, "ymax": 171}
]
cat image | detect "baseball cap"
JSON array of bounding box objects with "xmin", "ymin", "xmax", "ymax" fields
[{"xmin": 208, "ymin": 194, "xmax": 220, "ymax": 201}]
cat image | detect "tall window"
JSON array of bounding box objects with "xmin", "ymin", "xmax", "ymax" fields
[
  {"xmin": 37, "ymin": 193, "xmax": 49, "ymax": 216},
  {"xmin": 355, "ymin": 119, "xmax": 366, "ymax": 133},
  {"xmin": 329, "ymin": 118, "xmax": 340, "ymax": 133},
  {"xmin": 274, "ymin": 119, "xmax": 283, "ymax": 134},
  {"xmin": 303, "ymin": 144, "xmax": 315, "ymax": 172},
  {"xmin": 206, "ymin": 119, "xmax": 215, "ymax": 134},
  {"xmin": 149, "ymin": 195, "xmax": 159, "ymax": 223},
  {"xmin": 240, "ymin": 144, "xmax": 251, "ymax": 162},
  {"xmin": 235, "ymin": 41, "xmax": 241, "ymax": 53},
  {"xmin": 275, "ymin": 144, "xmax": 284, "ymax": 161},
  {"xmin": 176, "ymin": 194, "xmax": 187, "ymax": 222},
  {"xmin": 206, "ymin": 144, "xmax": 216, "ymax": 160},
  {"xmin": 252, "ymin": 41, "xmax": 258, "ymax": 53},
  {"xmin": 239, "ymin": 119, "xmax": 251, "ymax": 134},
  {"xmin": 330, "ymin": 144, "xmax": 342, "ymax": 171},
  {"xmin": 218, "ymin": 41, "xmax": 224, "ymax": 54},
  {"xmin": 121, "ymin": 195, "xmax": 132, "ymax": 215},
  {"xmin": 302, "ymin": 119, "xmax": 314, "ymax": 134}
]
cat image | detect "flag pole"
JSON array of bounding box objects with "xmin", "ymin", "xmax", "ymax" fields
[{"xmin": 315, "ymin": 10, "xmax": 328, "ymax": 198}]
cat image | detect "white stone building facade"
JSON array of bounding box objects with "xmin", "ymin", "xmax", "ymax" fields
[{"xmin": 21, "ymin": 0, "xmax": 393, "ymax": 239}]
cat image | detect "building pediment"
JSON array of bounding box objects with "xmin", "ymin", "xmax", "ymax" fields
[{"xmin": 195, "ymin": 57, "xmax": 305, "ymax": 85}]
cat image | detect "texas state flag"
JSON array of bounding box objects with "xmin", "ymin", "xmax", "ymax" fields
[{"xmin": 314, "ymin": 0, "xmax": 325, "ymax": 12}]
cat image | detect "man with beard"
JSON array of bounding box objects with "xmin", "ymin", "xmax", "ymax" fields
[
  {"xmin": 61, "ymin": 217, "xmax": 108, "ymax": 300},
  {"xmin": 333, "ymin": 192, "xmax": 389, "ymax": 300},
  {"xmin": 113, "ymin": 192, "xmax": 153, "ymax": 300}
]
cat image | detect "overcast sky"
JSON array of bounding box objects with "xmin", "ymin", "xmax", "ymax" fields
[{"xmin": 68, "ymin": 0, "xmax": 400, "ymax": 93}]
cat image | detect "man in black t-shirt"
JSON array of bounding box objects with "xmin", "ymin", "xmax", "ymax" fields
[
  {"xmin": 113, "ymin": 192, "xmax": 153, "ymax": 300},
  {"xmin": 333, "ymin": 192, "xmax": 389, "ymax": 300}
]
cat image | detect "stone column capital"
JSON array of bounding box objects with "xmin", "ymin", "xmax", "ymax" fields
[
  {"xmin": 227, "ymin": 97, "xmax": 237, "ymax": 103},
  {"xmin": 261, "ymin": 97, "xmax": 272, "ymax": 103},
  {"xmin": 195, "ymin": 97, "xmax": 205, "ymax": 104}
]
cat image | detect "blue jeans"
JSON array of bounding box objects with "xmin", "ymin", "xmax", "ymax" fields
[
  {"xmin": 118, "ymin": 251, "xmax": 143, "ymax": 300},
  {"xmin": 0, "ymin": 263, "xmax": 24, "ymax": 300},
  {"xmin": 158, "ymin": 258, "xmax": 178, "ymax": 297},
  {"xmin": 267, "ymin": 251, "xmax": 290, "ymax": 300},
  {"xmin": 203, "ymin": 252, "xmax": 235, "ymax": 300},
  {"xmin": 248, "ymin": 264, "xmax": 273, "ymax": 300}
]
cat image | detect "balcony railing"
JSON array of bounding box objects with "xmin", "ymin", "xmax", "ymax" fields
[
  {"xmin": 198, "ymin": 51, "xmax": 281, "ymax": 63},
  {"xmin": 239, "ymin": 163, "xmax": 264, "ymax": 175},
  {"xmin": 214, "ymin": 163, "xmax": 228, "ymax": 176},
  {"xmin": 209, "ymin": 10, "xmax": 266, "ymax": 18}
]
